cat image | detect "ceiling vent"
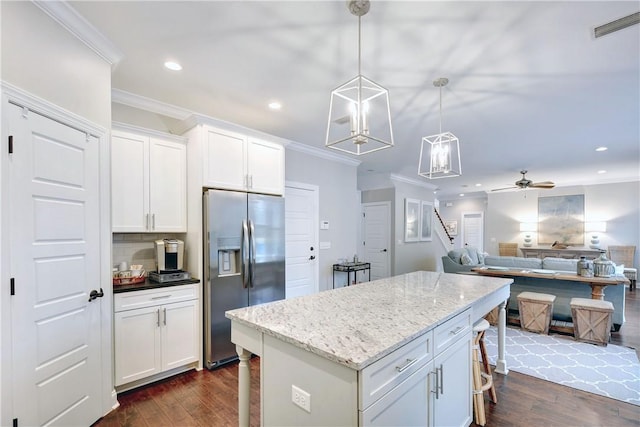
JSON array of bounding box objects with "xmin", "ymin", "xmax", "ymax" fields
[{"xmin": 594, "ymin": 12, "xmax": 640, "ymax": 38}]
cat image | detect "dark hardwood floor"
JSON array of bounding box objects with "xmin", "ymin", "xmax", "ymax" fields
[{"xmin": 95, "ymin": 289, "xmax": 640, "ymax": 427}]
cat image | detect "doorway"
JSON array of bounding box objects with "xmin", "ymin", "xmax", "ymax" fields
[
  {"xmin": 462, "ymin": 212, "xmax": 484, "ymax": 252},
  {"xmin": 362, "ymin": 202, "xmax": 391, "ymax": 280},
  {"xmin": 284, "ymin": 182, "xmax": 319, "ymax": 298}
]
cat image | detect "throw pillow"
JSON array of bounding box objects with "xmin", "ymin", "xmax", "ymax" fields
[
  {"xmin": 465, "ymin": 247, "xmax": 480, "ymax": 264},
  {"xmin": 460, "ymin": 253, "xmax": 473, "ymax": 265},
  {"xmin": 477, "ymin": 252, "xmax": 485, "ymax": 265}
]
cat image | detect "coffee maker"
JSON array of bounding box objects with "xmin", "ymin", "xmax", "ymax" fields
[{"xmin": 149, "ymin": 239, "xmax": 191, "ymax": 282}]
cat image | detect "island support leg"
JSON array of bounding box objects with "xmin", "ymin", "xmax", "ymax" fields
[
  {"xmin": 236, "ymin": 345, "xmax": 252, "ymax": 427},
  {"xmin": 494, "ymin": 299, "xmax": 509, "ymax": 375}
]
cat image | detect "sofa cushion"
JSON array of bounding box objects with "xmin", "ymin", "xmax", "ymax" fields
[
  {"xmin": 460, "ymin": 253, "xmax": 473, "ymax": 265},
  {"xmin": 484, "ymin": 256, "xmax": 542, "ymax": 269},
  {"xmin": 465, "ymin": 246, "xmax": 481, "ymax": 265},
  {"xmin": 542, "ymin": 257, "xmax": 578, "ymax": 273},
  {"xmin": 448, "ymin": 249, "xmax": 465, "ymax": 263}
]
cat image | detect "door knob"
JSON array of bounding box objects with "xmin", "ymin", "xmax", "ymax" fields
[
  {"xmin": 381, "ymin": 249, "xmax": 388, "ymax": 252},
  {"xmin": 88, "ymin": 288, "xmax": 104, "ymax": 302},
  {"xmin": 309, "ymin": 255, "xmax": 316, "ymax": 260}
]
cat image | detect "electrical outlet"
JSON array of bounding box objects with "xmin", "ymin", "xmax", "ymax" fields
[{"xmin": 292, "ymin": 385, "xmax": 311, "ymax": 413}]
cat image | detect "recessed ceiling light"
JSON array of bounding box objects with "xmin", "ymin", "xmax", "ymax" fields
[
  {"xmin": 475, "ymin": 183, "xmax": 482, "ymax": 187},
  {"xmin": 268, "ymin": 101, "xmax": 282, "ymax": 110},
  {"xmin": 459, "ymin": 193, "xmax": 465, "ymax": 197},
  {"xmin": 597, "ymin": 170, "xmax": 607, "ymax": 174},
  {"xmin": 164, "ymin": 61, "xmax": 182, "ymax": 71},
  {"xmin": 595, "ymin": 146, "xmax": 608, "ymax": 152}
]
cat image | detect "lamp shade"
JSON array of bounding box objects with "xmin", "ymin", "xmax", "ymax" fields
[
  {"xmin": 519, "ymin": 222, "xmax": 537, "ymax": 232},
  {"xmin": 587, "ymin": 221, "xmax": 607, "ymax": 233}
]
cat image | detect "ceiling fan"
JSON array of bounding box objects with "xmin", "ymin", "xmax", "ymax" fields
[{"xmin": 492, "ymin": 170, "xmax": 556, "ymax": 191}]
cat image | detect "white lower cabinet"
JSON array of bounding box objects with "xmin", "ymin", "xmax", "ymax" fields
[
  {"xmin": 361, "ymin": 309, "xmax": 472, "ymax": 427},
  {"xmin": 114, "ymin": 285, "xmax": 199, "ymax": 388}
]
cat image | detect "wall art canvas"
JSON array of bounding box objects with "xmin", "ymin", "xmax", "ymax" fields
[
  {"xmin": 404, "ymin": 198, "xmax": 420, "ymax": 242},
  {"xmin": 420, "ymin": 201, "xmax": 433, "ymax": 241},
  {"xmin": 538, "ymin": 194, "xmax": 584, "ymax": 245},
  {"xmin": 444, "ymin": 220, "xmax": 458, "ymax": 236}
]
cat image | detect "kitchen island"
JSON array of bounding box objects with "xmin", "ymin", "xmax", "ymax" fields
[{"xmin": 226, "ymin": 271, "xmax": 512, "ymax": 426}]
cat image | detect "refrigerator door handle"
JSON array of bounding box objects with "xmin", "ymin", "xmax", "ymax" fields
[
  {"xmin": 242, "ymin": 219, "xmax": 250, "ymax": 289},
  {"xmin": 249, "ymin": 219, "xmax": 256, "ymax": 288}
]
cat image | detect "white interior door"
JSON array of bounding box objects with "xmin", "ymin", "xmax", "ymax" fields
[
  {"xmin": 285, "ymin": 183, "xmax": 319, "ymax": 298},
  {"xmin": 8, "ymin": 103, "xmax": 103, "ymax": 426},
  {"xmin": 462, "ymin": 212, "xmax": 484, "ymax": 252},
  {"xmin": 362, "ymin": 202, "xmax": 391, "ymax": 280}
]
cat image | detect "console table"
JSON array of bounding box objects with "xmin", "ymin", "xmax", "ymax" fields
[
  {"xmin": 332, "ymin": 261, "xmax": 371, "ymax": 288},
  {"xmin": 520, "ymin": 247, "xmax": 602, "ymax": 260},
  {"xmin": 472, "ymin": 267, "xmax": 628, "ymax": 300}
]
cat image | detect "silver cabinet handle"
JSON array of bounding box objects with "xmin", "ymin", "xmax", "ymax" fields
[
  {"xmin": 163, "ymin": 307, "xmax": 167, "ymax": 325},
  {"xmin": 146, "ymin": 213, "xmax": 150, "ymax": 230},
  {"xmin": 151, "ymin": 295, "xmax": 171, "ymax": 300},
  {"xmin": 431, "ymin": 367, "xmax": 440, "ymax": 399},
  {"xmin": 449, "ymin": 326, "xmax": 464, "ymax": 335},
  {"xmin": 439, "ymin": 363, "xmax": 444, "ymax": 395},
  {"xmin": 152, "ymin": 213, "xmax": 156, "ymax": 230},
  {"xmin": 395, "ymin": 358, "xmax": 418, "ymax": 373},
  {"xmin": 249, "ymin": 175, "xmax": 253, "ymax": 189},
  {"xmin": 156, "ymin": 308, "xmax": 160, "ymax": 327}
]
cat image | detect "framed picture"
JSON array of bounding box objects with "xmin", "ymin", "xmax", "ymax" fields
[
  {"xmin": 404, "ymin": 198, "xmax": 420, "ymax": 242},
  {"xmin": 538, "ymin": 194, "xmax": 584, "ymax": 245},
  {"xmin": 444, "ymin": 220, "xmax": 458, "ymax": 236},
  {"xmin": 420, "ymin": 201, "xmax": 433, "ymax": 241}
]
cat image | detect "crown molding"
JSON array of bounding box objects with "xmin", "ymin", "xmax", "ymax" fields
[
  {"xmin": 33, "ymin": 1, "xmax": 124, "ymax": 66},
  {"xmin": 390, "ymin": 174, "xmax": 438, "ymax": 190},
  {"xmin": 286, "ymin": 141, "xmax": 361, "ymax": 167},
  {"xmin": 112, "ymin": 89, "xmax": 193, "ymax": 120}
]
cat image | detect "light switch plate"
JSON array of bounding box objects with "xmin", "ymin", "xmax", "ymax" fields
[
  {"xmin": 320, "ymin": 220, "xmax": 329, "ymax": 230},
  {"xmin": 319, "ymin": 241, "xmax": 331, "ymax": 250}
]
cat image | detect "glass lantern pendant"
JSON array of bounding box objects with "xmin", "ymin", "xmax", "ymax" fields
[
  {"xmin": 418, "ymin": 78, "xmax": 462, "ymax": 179},
  {"xmin": 325, "ymin": 0, "xmax": 394, "ymax": 155}
]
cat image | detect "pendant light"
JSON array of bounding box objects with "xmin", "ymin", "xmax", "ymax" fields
[
  {"xmin": 418, "ymin": 78, "xmax": 461, "ymax": 179},
  {"xmin": 325, "ymin": 0, "xmax": 394, "ymax": 155}
]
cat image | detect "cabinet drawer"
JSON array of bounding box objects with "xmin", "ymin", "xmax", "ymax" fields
[
  {"xmin": 114, "ymin": 284, "xmax": 198, "ymax": 312},
  {"xmin": 434, "ymin": 309, "xmax": 471, "ymax": 355},
  {"xmin": 359, "ymin": 331, "xmax": 433, "ymax": 411}
]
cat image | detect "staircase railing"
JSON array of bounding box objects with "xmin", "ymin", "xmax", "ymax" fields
[{"xmin": 434, "ymin": 207, "xmax": 454, "ymax": 245}]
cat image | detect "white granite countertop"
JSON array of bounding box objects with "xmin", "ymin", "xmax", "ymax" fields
[{"xmin": 226, "ymin": 271, "xmax": 511, "ymax": 370}]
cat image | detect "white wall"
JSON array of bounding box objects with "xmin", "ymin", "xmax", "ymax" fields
[
  {"xmin": 1, "ymin": 2, "xmax": 111, "ymax": 128},
  {"xmin": 485, "ymin": 181, "xmax": 640, "ymax": 266},
  {"xmin": 1, "ymin": 2, "xmax": 113, "ymax": 424},
  {"xmin": 438, "ymin": 196, "xmax": 487, "ymax": 249},
  {"xmin": 286, "ymin": 148, "xmax": 359, "ymax": 291}
]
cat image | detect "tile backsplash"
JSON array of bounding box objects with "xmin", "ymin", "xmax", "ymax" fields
[{"xmin": 113, "ymin": 233, "xmax": 186, "ymax": 274}]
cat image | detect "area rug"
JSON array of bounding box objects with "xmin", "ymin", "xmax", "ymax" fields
[{"xmin": 483, "ymin": 326, "xmax": 640, "ymax": 406}]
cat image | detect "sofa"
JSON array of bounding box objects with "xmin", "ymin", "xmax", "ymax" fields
[{"xmin": 442, "ymin": 250, "xmax": 626, "ymax": 330}]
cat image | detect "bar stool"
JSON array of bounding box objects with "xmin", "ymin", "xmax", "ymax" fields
[{"xmin": 472, "ymin": 318, "xmax": 497, "ymax": 426}]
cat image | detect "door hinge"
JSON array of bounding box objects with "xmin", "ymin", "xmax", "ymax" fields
[
  {"xmin": 10, "ymin": 278, "xmax": 15, "ymax": 295},
  {"xmin": 13, "ymin": 418, "xmax": 18, "ymax": 427},
  {"xmin": 8, "ymin": 135, "xmax": 13, "ymax": 154}
]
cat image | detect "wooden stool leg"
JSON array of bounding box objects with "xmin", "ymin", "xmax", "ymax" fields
[
  {"xmin": 478, "ymin": 330, "xmax": 497, "ymax": 404},
  {"xmin": 472, "ymin": 332, "xmax": 487, "ymax": 426}
]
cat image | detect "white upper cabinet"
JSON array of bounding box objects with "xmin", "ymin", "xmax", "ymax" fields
[
  {"xmin": 112, "ymin": 125, "xmax": 187, "ymax": 232},
  {"xmin": 193, "ymin": 123, "xmax": 284, "ymax": 195},
  {"xmin": 247, "ymin": 137, "xmax": 285, "ymax": 195}
]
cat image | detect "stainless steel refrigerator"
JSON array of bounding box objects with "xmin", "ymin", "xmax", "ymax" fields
[{"xmin": 203, "ymin": 189, "xmax": 285, "ymax": 368}]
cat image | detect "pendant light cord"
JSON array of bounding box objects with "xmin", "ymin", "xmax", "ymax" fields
[
  {"xmin": 439, "ymin": 85, "xmax": 443, "ymax": 134},
  {"xmin": 358, "ymin": 15, "xmax": 362, "ymax": 76}
]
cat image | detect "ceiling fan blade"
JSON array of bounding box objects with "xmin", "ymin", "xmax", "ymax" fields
[
  {"xmin": 530, "ymin": 181, "xmax": 555, "ymax": 189},
  {"xmin": 491, "ymin": 186, "xmax": 518, "ymax": 192}
]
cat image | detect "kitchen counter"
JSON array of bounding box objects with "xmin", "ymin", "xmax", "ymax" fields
[
  {"xmin": 227, "ymin": 270, "xmax": 512, "ymax": 426},
  {"xmin": 113, "ymin": 277, "xmax": 200, "ymax": 293}
]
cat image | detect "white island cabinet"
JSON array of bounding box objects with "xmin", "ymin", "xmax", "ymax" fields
[{"xmin": 227, "ymin": 271, "xmax": 512, "ymax": 427}]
